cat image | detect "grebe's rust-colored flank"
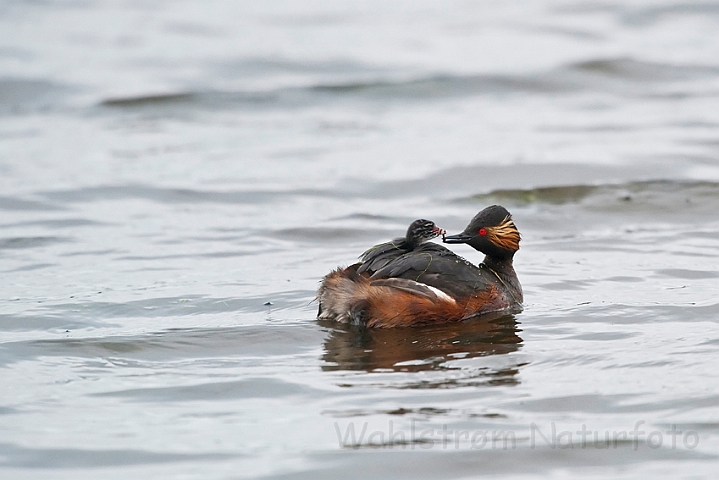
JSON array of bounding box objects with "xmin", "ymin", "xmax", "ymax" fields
[
  {"xmin": 317, "ymin": 206, "xmax": 522, "ymax": 328},
  {"xmin": 318, "ymin": 267, "xmax": 506, "ymax": 328}
]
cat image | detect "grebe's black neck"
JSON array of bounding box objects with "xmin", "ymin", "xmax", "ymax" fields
[
  {"xmin": 482, "ymin": 254, "xmax": 523, "ymax": 304},
  {"xmin": 483, "ymin": 254, "xmax": 513, "ymax": 270}
]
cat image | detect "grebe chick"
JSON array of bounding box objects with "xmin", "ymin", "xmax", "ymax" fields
[
  {"xmin": 317, "ymin": 205, "xmax": 522, "ymax": 328},
  {"xmin": 357, "ymin": 219, "xmax": 446, "ymax": 275}
]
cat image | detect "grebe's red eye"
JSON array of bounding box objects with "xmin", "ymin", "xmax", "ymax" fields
[{"xmin": 478, "ymin": 228, "xmax": 487, "ymax": 236}]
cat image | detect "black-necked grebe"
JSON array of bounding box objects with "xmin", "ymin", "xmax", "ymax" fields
[{"xmin": 317, "ymin": 205, "xmax": 522, "ymax": 327}]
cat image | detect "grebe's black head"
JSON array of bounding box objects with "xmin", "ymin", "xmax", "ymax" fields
[
  {"xmin": 405, "ymin": 219, "xmax": 446, "ymax": 248},
  {"xmin": 443, "ymin": 205, "xmax": 520, "ymax": 260}
]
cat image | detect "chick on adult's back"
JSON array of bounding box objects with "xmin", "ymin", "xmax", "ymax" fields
[{"xmin": 357, "ymin": 219, "xmax": 446, "ymax": 275}]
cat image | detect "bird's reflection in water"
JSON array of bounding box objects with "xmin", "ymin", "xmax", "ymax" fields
[{"xmin": 319, "ymin": 312, "xmax": 523, "ymax": 375}]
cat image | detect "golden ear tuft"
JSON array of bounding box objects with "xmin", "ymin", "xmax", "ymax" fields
[{"xmin": 486, "ymin": 216, "xmax": 521, "ymax": 252}]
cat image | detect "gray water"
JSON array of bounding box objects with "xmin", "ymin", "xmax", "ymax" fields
[{"xmin": 2, "ymin": 1, "xmax": 719, "ymax": 478}]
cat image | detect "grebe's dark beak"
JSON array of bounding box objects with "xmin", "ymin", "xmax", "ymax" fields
[{"xmin": 443, "ymin": 232, "xmax": 473, "ymax": 244}]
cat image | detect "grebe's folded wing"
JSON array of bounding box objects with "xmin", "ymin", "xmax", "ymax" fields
[{"xmin": 370, "ymin": 278, "xmax": 444, "ymax": 301}]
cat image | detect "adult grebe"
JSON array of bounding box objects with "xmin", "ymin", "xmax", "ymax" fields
[{"xmin": 317, "ymin": 205, "xmax": 521, "ymax": 327}]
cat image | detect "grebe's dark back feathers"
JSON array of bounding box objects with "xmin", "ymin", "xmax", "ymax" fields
[
  {"xmin": 370, "ymin": 243, "xmax": 495, "ymax": 298},
  {"xmin": 357, "ymin": 236, "xmax": 408, "ymax": 274}
]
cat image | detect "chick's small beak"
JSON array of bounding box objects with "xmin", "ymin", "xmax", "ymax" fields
[
  {"xmin": 442, "ymin": 232, "xmax": 473, "ymax": 244},
  {"xmin": 432, "ymin": 226, "xmax": 446, "ymax": 237}
]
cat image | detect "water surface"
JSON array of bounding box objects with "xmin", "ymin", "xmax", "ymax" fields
[{"xmin": 1, "ymin": 1, "xmax": 719, "ymax": 479}]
